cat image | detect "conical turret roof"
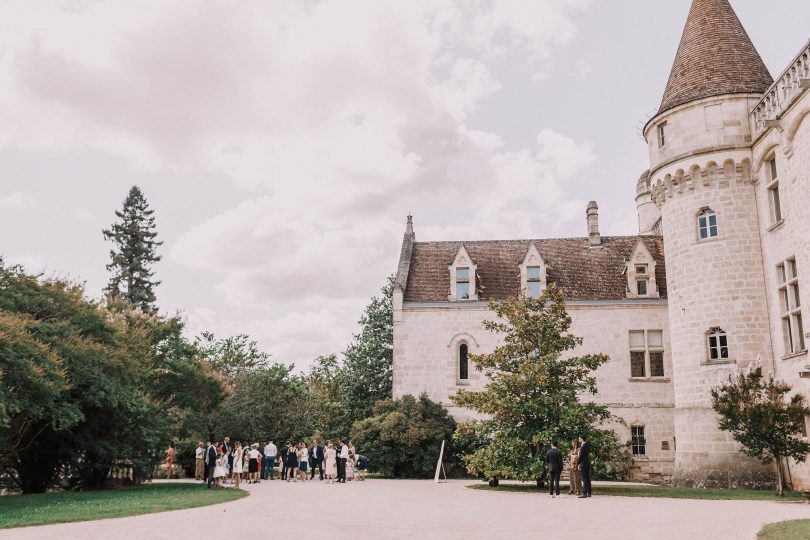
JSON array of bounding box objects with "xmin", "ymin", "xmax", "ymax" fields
[{"xmin": 658, "ymin": 0, "xmax": 773, "ymax": 114}]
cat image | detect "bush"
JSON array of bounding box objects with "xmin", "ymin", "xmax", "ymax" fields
[{"xmin": 350, "ymin": 394, "xmax": 456, "ymax": 478}]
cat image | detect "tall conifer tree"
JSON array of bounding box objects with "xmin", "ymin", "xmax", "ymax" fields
[{"xmin": 103, "ymin": 186, "xmax": 162, "ymax": 313}]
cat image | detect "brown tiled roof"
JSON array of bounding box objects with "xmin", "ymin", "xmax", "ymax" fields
[
  {"xmin": 658, "ymin": 0, "xmax": 772, "ymax": 114},
  {"xmin": 403, "ymin": 236, "xmax": 667, "ymax": 302}
]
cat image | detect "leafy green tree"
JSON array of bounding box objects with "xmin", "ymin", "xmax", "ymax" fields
[
  {"xmin": 103, "ymin": 185, "xmax": 163, "ymax": 313},
  {"xmin": 307, "ymin": 354, "xmax": 345, "ymax": 439},
  {"xmin": 711, "ymin": 366, "xmax": 810, "ymax": 496},
  {"xmin": 451, "ymin": 284, "xmax": 627, "ymax": 484},
  {"xmin": 338, "ymin": 275, "xmax": 394, "ymax": 432},
  {"xmin": 0, "ymin": 263, "xmax": 222, "ymax": 491},
  {"xmin": 195, "ymin": 331, "xmax": 271, "ymax": 381},
  {"xmin": 350, "ymin": 394, "xmax": 456, "ymax": 478}
]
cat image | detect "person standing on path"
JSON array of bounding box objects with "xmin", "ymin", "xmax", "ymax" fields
[
  {"xmin": 577, "ymin": 435, "xmax": 592, "ymax": 498},
  {"xmin": 337, "ymin": 440, "xmax": 349, "ymax": 483},
  {"xmin": 310, "ymin": 439, "xmax": 324, "ymax": 480},
  {"xmin": 232, "ymin": 441, "xmax": 243, "ymax": 488},
  {"xmin": 285, "ymin": 442, "xmax": 299, "ymax": 482},
  {"xmin": 280, "ymin": 442, "xmax": 290, "ymax": 481},
  {"xmin": 206, "ymin": 441, "xmax": 217, "ymax": 489},
  {"xmin": 568, "ymin": 439, "xmax": 582, "ymax": 495},
  {"xmin": 165, "ymin": 443, "xmax": 175, "ymax": 479},
  {"xmin": 222, "ymin": 437, "xmax": 231, "ymax": 484},
  {"xmin": 324, "ymin": 442, "xmax": 337, "ymax": 484},
  {"xmin": 264, "ymin": 440, "xmax": 277, "ymax": 480},
  {"xmin": 195, "ymin": 442, "xmax": 205, "ymax": 481},
  {"xmin": 546, "ymin": 441, "xmax": 563, "ymax": 497}
]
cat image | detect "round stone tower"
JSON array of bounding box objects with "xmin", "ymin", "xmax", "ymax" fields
[
  {"xmin": 644, "ymin": 0, "xmax": 775, "ymax": 488},
  {"xmin": 635, "ymin": 170, "xmax": 660, "ymax": 235}
]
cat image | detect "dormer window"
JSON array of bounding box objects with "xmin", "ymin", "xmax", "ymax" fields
[
  {"xmin": 448, "ymin": 246, "xmax": 478, "ymax": 301},
  {"xmin": 519, "ymin": 244, "xmax": 547, "ymax": 299},
  {"xmin": 527, "ymin": 266, "xmax": 542, "ymax": 298},
  {"xmin": 456, "ymin": 268, "xmax": 470, "ymax": 300},
  {"xmin": 626, "ymin": 242, "xmax": 659, "ymax": 299},
  {"xmin": 698, "ymin": 208, "xmax": 718, "ymax": 240}
]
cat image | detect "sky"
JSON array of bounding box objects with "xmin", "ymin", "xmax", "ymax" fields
[{"xmin": 1, "ymin": 0, "xmax": 808, "ymax": 370}]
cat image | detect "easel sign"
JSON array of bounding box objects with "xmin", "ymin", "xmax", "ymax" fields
[{"xmin": 434, "ymin": 439, "xmax": 447, "ymax": 483}]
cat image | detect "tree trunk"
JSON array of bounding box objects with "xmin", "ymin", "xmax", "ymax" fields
[{"xmin": 775, "ymin": 457, "xmax": 784, "ymax": 497}]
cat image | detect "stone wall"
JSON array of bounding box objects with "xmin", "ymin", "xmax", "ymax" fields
[
  {"xmin": 392, "ymin": 300, "xmax": 675, "ymax": 482},
  {"xmin": 753, "ymin": 87, "xmax": 810, "ymax": 490}
]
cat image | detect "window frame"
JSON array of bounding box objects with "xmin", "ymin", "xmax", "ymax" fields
[
  {"xmin": 456, "ymin": 267, "xmax": 470, "ymax": 300},
  {"xmin": 629, "ymin": 330, "xmax": 665, "ymax": 379},
  {"xmin": 458, "ymin": 342, "xmax": 469, "ymax": 381},
  {"xmin": 777, "ymin": 257, "xmax": 805, "ymax": 356},
  {"xmin": 631, "ymin": 425, "xmax": 646, "ymax": 457},
  {"xmin": 697, "ymin": 208, "xmax": 718, "ymax": 240},
  {"xmin": 766, "ymin": 156, "xmax": 783, "ymax": 226},
  {"xmin": 526, "ymin": 266, "xmax": 542, "ymax": 299},
  {"xmin": 658, "ymin": 122, "xmax": 667, "ymax": 148},
  {"xmin": 707, "ymin": 327, "xmax": 730, "ymax": 362}
]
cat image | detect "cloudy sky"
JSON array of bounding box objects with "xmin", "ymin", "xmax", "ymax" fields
[{"xmin": 1, "ymin": 0, "xmax": 808, "ymax": 369}]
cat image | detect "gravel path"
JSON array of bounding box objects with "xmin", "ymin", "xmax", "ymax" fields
[{"xmin": 2, "ymin": 479, "xmax": 809, "ymax": 540}]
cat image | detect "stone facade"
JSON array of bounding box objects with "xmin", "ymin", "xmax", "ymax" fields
[{"xmin": 392, "ymin": 0, "xmax": 810, "ymax": 489}]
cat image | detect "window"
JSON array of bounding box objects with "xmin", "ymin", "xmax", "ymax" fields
[
  {"xmin": 629, "ymin": 330, "xmax": 665, "ymax": 378},
  {"xmin": 526, "ymin": 266, "xmax": 542, "ymax": 298},
  {"xmin": 456, "ymin": 268, "xmax": 470, "ymax": 300},
  {"xmin": 631, "ymin": 426, "xmax": 646, "ymax": 457},
  {"xmin": 777, "ymin": 258, "xmax": 805, "ymax": 355},
  {"xmin": 637, "ymin": 280, "xmax": 648, "ymax": 296},
  {"xmin": 459, "ymin": 343, "xmax": 469, "ymax": 380},
  {"xmin": 698, "ymin": 208, "xmax": 718, "ymax": 240},
  {"xmin": 658, "ymin": 122, "xmax": 667, "ymax": 148},
  {"xmin": 636, "ymin": 265, "xmax": 647, "ymax": 275},
  {"xmin": 766, "ymin": 158, "xmax": 783, "ymax": 225},
  {"xmin": 707, "ymin": 327, "xmax": 729, "ymax": 361}
]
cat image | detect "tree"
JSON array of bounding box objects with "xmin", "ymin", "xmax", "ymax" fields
[
  {"xmin": 195, "ymin": 331, "xmax": 271, "ymax": 381},
  {"xmin": 350, "ymin": 394, "xmax": 456, "ymax": 478},
  {"xmin": 338, "ymin": 275, "xmax": 394, "ymax": 432},
  {"xmin": 711, "ymin": 366, "xmax": 810, "ymax": 496},
  {"xmin": 451, "ymin": 284, "xmax": 627, "ymax": 484},
  {"xmin": 307, "ymin": 354, "xmax": 345, "ymax": 439},
  {"xmin": 103, "ymin": 185, "xmax": 163, "ymax": 313}
]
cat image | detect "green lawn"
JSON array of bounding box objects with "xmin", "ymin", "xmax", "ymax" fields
[
  {"xmin": 468, "ymin": 482, "xmax": 806, "ymax": 501},
  {"xmin": 758, "ymin": 519, "xmax": 810, "ymax": 539},
  {"xmin": 0, "ymin": 483, "xmax": 247, "ymax": 529}
]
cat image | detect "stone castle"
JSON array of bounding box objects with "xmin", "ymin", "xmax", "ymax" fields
[{"xmin": 391, "ymin": 0, "xmax": 810, "ymax": 489}]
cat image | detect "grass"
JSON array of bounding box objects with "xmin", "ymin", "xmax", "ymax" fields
[
  {"xmin": 468, "ymin": 482, "xmax": 807, "ymax": 501},
  {"xmin": 758, "ymin": 519, "xmax": 810, "ymax": 539},
  {"xmin": 0, "ymin": 483, "xmax": 247, "ymax": 529}
]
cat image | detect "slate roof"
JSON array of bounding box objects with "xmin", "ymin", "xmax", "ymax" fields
[
  {"xmin": 402, "ymin": 236, "xmax": 667, "ymax": 303},
  {"xmin": 658, "ymin": 0, "xmax": 772, "ymax": 114}
]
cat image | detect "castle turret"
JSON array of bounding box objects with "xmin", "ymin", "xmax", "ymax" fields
[
  {"xmin": 645, "ymin": 0, "xmax": 775, "ymax": 488},
  {"xmin": 635, "ymin": 170, "xmax": 660, "ymax": 235}
]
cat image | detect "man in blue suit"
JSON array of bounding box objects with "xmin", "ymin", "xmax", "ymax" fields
[
  {"xmin": 310, "ymin": 439, "xmax": 325, "ymax": 480},
  {"xmin": 545, "ymin": 441, "xmax": 563, "ymax": 497},
  {"xmin": 205, "ymin": 441, "xmax": 217, "ymax": 489}
]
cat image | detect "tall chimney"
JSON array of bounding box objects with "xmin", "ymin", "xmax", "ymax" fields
[{"xmin": 586, "ymin": 201, "xmax": 601, "ymax": 246}]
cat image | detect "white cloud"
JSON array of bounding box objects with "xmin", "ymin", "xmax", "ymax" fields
[
  {"xmin": 3, "ymin": 253, "xmax": 47, "ymax": 273},
  {"xmin": 0, "ymin": 192, "xmax": 37, "ymax": 210},
  {"xmin": 0, "ymin": 0, "xmax": 595, "ymax": 366}
]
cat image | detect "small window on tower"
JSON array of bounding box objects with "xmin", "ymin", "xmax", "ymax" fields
[
  {"xmin": 698, "ymin": 208, "xmax": 718, "ymax": 240},
  {"xmin": 707, "ymin": 327, "xmax": 729, "ymax": 361},
  {"xmin": 658, "ymin": 122, "xmax": 667, "ymax": 148},
  {"xmin": 766, "ymin": 157, "xmax": 783, "ymax": 225}
]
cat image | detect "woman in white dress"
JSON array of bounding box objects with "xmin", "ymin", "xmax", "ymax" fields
[
  {"xmin": 345, "ymin": 451, "xmax": 355, "ymax": 481},
  {"xmin": 232, "ymin": 441, "xmax": 243, "ymax": 488},
  {"xmin": 213, "ymin": 454, "xmax": 226, "ymax": 488},
  {"xmin": 324, "ymin": 442, "xmax": 337, "ymax": 484}
]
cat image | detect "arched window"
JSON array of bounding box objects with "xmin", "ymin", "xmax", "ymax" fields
[
  {"xmin": 459, "ymin": 343, "xmax": 469, "ymax": 380},
  {"xmin": 707, "ymin": 327, "xmax": 729, "ymax": 361},
  {"xmin": 698, "ymin": 208, "xmax": 718, "ymax": 240}
]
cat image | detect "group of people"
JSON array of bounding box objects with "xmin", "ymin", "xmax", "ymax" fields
[
  {"xmin": 544, "ymin": 435, "xmax": 592, "ymax": 498},
  {"xmin": 189, "ymin": 437, "xmax": 368, "ymax": 488}
]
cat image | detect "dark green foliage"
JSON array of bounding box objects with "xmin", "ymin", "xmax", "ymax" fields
[
  {"xmin": 103, "ymin": 186, "xmax": 162, "ymax": 313},
  {"xmin": 452, "ymin": 284, "xmax": 629, "ymax": 482},
  {"xmin": 0, "ymin": 263, "xmax": 222, "ymax": 492},
  {"xmin": 350, "ymin": 394, "xmax": 456, "ymax": 478},
  {"xmin": 711, "ymin": 366, "xmax": 810, "ymax": 495}
]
